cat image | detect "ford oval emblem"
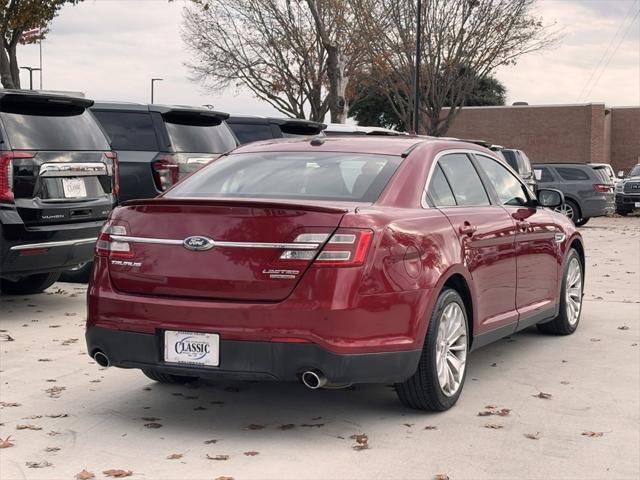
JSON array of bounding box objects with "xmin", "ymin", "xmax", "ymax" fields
[{"xmin": 183, "ymin": 236, "xmax": 215, "ymax": 251}]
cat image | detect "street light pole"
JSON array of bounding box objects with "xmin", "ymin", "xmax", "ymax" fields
[
  {"xmin": 20, "ymin": 66, "xmax": 41, "ymax": 90},
  {"xmin": 412, "ymin": 0, "xmax": 422, "ymax": 135},
  {"xmin": 150, "ymin": 78, "xmax": 163, "ymax": 104}
]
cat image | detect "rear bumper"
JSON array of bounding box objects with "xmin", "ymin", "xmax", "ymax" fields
[
  {"xmin": 581, "ymin": 194, "xmax": 615, "ymax": 218},
  {"xmin": 86, "ymin": 326, "xmax": 422, "ymax": 384}
]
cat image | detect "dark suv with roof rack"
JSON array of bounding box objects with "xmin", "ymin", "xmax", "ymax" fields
[
  {"xmin": 226, "ymin": 115, "xmax": 326, "ymax": 145},
  {"xmin": 0, "ymin": 90, "xmax": 117, "ymax": 294}
]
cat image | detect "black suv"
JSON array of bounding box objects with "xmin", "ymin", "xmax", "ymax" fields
[
  {"xmin": 615, "ymin": 164, "xmax": 640, "ymax": 215},
  {"xmin": 226, "ymin": 115, "xmax": 326, "ymax": 145},
  {"xmin": 0, "ymin": 91, "xmax": 116, "ymax": 294},
  {"xmin": 496, "ymin": 148, "xmax": 536, "ymax": 191},
  {"xmin": 91, "ymin": 103, "xmax": 237, "ymax": 202}
]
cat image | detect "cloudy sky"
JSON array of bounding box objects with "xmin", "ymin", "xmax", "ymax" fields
[{"xmin": 15, "ymin": 0, "xmax": 640, "ymax": 117}]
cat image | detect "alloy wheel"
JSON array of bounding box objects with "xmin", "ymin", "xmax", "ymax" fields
[
  {"xmin": 565, "ymin": 257, "xmax": 583, "ymax": 326},
  {"xmin": 435, "ymin": 302, "xmax": 468, "ymax": 397},
  {"xmin": 555, "ymin": 203, "xmax": 575, "ymax": 220}
]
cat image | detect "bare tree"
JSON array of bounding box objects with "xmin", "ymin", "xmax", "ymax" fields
[
  {"xmin": 183, "ymin": 0, "xmax": 330, "ymax": 120},
  {"xmin": 354, "ymin": 0, "xmax": 560, "ymax": 135}
]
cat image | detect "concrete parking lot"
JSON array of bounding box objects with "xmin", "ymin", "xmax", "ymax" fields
[{"xmin": 1, "ymin": 216, "xmax": 638, "ymax": 480}]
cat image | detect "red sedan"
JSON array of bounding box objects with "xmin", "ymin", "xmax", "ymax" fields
[{"xmin": 86, "ymin": 136, "xmax": 584, "ymax": 411}]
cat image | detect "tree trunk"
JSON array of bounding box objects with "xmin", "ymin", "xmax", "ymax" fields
[
  {"xmin": 0, "ymin": 44, "xmax": 16, "ymax": 89},
  {"xmin": 7, "ymin": 41, "xmax": 21, "ymax": 89},
  {"xmin": 336, "ymin": 52, "xmax": 349, "ymax": 123}
]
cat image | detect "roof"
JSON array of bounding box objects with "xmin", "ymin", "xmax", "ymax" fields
[
  {"xmin": 324, "ymin": 123, "xmax": 406, "ymax": 135},
  {"xmin": 91, "ymin": 101, "xmax": 229, "ymax": 120},
  {"xmin": 0, "ymin": 89, "xmax": 93, "ymax": 108}
]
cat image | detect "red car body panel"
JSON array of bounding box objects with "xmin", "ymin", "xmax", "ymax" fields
[{"xmin": 86, "ymin": 136, "xmax": 582, "ymax": 382}]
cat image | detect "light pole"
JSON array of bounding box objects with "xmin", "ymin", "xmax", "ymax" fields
[
  {"xmin": 150, "ymin": 78, "xmax": 163, "ymax": 104},
  {"xmin": 20, "ymin": 66, "xmax": 41, "ymax": 90},
  {"xmin": 412, "ymin": 0, "xmax": 422, "ymax": 135}
]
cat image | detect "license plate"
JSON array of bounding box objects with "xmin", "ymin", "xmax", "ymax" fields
[
  {"xmin": 62, "ymin": 178, "xmax": 87, "ymax": 198},
  {"xmin": 164, "ymin": 330, "xmax": 219, "ymax": 367},
  {"xmin": 635, "ymin": 202, "xmax": 640, "ymax": 208}
]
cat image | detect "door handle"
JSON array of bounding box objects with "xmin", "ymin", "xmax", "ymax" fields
[{"xmin": 459, "ymin": 223, "xmax": 477, "ymax": 236}]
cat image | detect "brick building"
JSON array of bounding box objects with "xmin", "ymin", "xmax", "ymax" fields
[{"xmin": 443, "ymin": 104, "xmax": 640, "ymax": 173}]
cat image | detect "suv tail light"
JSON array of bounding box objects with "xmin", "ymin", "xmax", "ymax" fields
[
  {"xmin": 96, "ymin": 222, "xmax": 133, "ymax": 258},
  {"xmin": 0, "ymin": 151, "xmax": 34, "ymax": 202},
  {"xmin": 280, "ymin": 229, "xmax": 373, "ymax": 267},
  {"xmin": 593, "ymin": 184, "xmax": 612, "ymax": 193},
  {"xmin": 151, "ymin": 153, "xmax": 179, "ymax": 191},
  {"xmin": 105, "ymin": 151, "xmax": 119, "ymax": 196}
]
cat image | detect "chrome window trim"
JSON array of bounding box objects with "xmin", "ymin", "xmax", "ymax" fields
[
  {"xmin": 422, "ymin": 149, "xmax": 500, "ymax": 209},
  {"xmin": 110, "ymin": 235, "xmax": 320, "ymax": 250},
  {"xmin": 10, "ymin": 237, "xmax": 97, "ymax": 251}
]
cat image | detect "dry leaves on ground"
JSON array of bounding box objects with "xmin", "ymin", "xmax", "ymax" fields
[
  {"xmin": 243, "ymin": 451, "xmax": 259, "ymax": 456},
  {"xmin": 206, "ymin": 454, "xmax": 230, "ymax": 461},
  {"xmin": 44, "ymin": 447, "xmax": 60, "ymax": 452},
  {"xmin": 617, "ymin": 325, "xmax": 630, "ymax": 330},
  {"xmin": 478, "ymin": 407, "xmax": 511, "ymax": 417},
  {"xmin": 0, "ymin": 436, "xmax": 14, "ymax": 448},
  {"xmin": 246, "ymin": 424, "xmax": 265, "ymax": 430},
  {"xmin": 144, "ymin": 422, "xmax": 163, "ymax": 429},
  {"xmin": 532, "ymin": 392, "xmax": 552, "ymax": 399},
  {"xmin": 0, "ymin": 401, "xmax": 20, "ymax": 407},
  {"xmin": 433, "ymin": 474, "xmax": 450, "ymax": 480},
  {"xmin": 424, "ymin": 425, "xmax": 438, "ymax": 430},
  {"xmin": 103, "ymin": 469, "xmax": 133, "ymax": 478},
  {"xmin": 582, "ymin": 431, "xmax": 604, "ymax": 438},
  {"xmin": 166, "ymin": 453, "xmax": 183, "ymax": 460},
  {"xmin": 300, "ymin": 423, "xmax": 324, "ymax": 428},
  {"xmin": 590, "ymin": 338, "xmax": 601, "ymax": 342},
  {"xmin": 351, "ymin": 433, "xmax": 369, "ymax": 451},
  {"xmin": 524, "ymin": 432, "xmax": 542, "ymax": 440},
  {"xmin": 75, "ymin": 469, "xmax": 95, "ymax": 479},
  {"xmin": 61, "ymin": 338, "xmax": 79, "ymax": 346},
  {"xmin": 16, "ymin": 424, "xmax": 42, "ymax": 430},
  {"xmin": 278, "ymin": 424, "xmax": 295, "ymax": 431},
  {"xmin": 45, "ymin": 386, "xmax": 66, "ymax": 398},
  {"xmin": 141, "ymin": 416, "xmax": 160, "ymax": 422},
  {"xmin": 203, "ymin": 439, "xmax": 218, "ymax": 444},
  {"xmin": 26, "ymin": 460, "xmax": 53, "ymax": 468},
  {"xmin": 214, "ymin": 477, "xmax": 234, "ymax": 480},
  {"xmin": 484, "ymin": 424, "xmax": 503, "ymax": 429}
]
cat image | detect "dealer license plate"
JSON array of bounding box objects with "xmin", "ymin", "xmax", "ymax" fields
[
  {"xmin": 62, "ymin": 178, "xmax": 87, "ymax": 198},
  {"xmin": 164, "ymin": 330, "xmax": 219, "ymax": 366}
]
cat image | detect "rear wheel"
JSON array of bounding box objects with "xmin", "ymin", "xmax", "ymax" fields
[
  {"xmin": 60, "ymin": 262, "xmax": 92, "ymax": 283},
  {"xmin": 537, "ymin": 248, "xmax": 583, "ymax": 335},
  {"xmin": 0, "ymin": 272, "xmax": 61, "ymax": 295},
  {"xmin": 395, "ymin": 288, "xmax": 469, "ymax": 411},
  {"xmin": 574, "ymin": 217, "xmax": 590, "ymax": 227},
  {"xmin": 142, "ymin": 369, "xmax": 199, "ymax": 384}
]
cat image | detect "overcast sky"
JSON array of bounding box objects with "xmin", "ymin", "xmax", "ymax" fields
[{"xmin": 15, "ymin": 0, "xmax": 640, "ymax": 117}]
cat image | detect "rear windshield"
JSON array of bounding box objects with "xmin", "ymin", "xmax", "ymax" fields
[
  {"xmin": 0, "ymin": 104, "xmax": 110, "ymax": 151},
  {"xmin": 92, "ymin": 110, "xmax": 159, "ymax": 151},
  {"xmin": 228, "ymin": 123, "xmax": 274, "ymax": 145},
  {"xmin": 165, "ymin": 152, "xmax": 402, "ymax": 202},
  {"xmin": 164, "ymin": 116, "xmax": 237, "ymax": 153}
]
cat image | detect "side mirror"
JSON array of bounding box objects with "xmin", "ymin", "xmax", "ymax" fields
[
  {"xmin": 537, "ymin": 188, "xmax": 564, "ymax": 208},
  {"xmin": 618, "ymin": 170, "xmax": 625, "ymax": 178}
]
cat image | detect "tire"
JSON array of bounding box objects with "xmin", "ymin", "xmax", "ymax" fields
[
  {"xmin": 0, "ymin": 271, "xmax": 61, "ymax": 295},
  {"xmin": 60, "ymin": 262, "xmax": 92, "ymax": 283},
  {"xmin": 142, "ymin": 369, "xmax": 199, "ymax": 384},
  {"xmin": 537, "ymin": 248, "xmax": 583, "ymax": 335},
  {"xmin": 616, "ymin": 208, "xmax": 630, "ymax": 216},
  {"xmin": 574, "ymin": 217, "xmax": 590, "ymax": 227},
  {"xmin": 395, "ymin": 288, "xmax": 469, "ymax": 411},
  {"xmin": 555, "ymin": 199, "xmax": 581, "ymax": 225}
]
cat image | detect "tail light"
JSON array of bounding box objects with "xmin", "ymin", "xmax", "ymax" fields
[
  {"xmin": 279, "ymin": 228, "xmax": 373, "ymax": 267},
  {"xmin": 593, "ymin": 184, "xmax": 612, "ymax": 193},
  {"xmin": 0, "ymin": 151, "xmax": 34, "ymax": 202},
  {"xmin": 151, "ymin": 154, "xmax": 179, "ymax": 191},
  {"xmin": 105, "ymin": 151, "xmax": 119, "ymax": 196},
  {"xmin": 96, "ymin": 222, "xmax": 133, "ymax": 258}
]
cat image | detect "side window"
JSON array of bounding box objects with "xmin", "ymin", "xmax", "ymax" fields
[
  {"xmin": 534, "ymin": 167, "xmax": 555, "ymax": 183},
  {"xmin": 557, "ymin": 167, "xmax": 589, "ymax": 181},
  {"xmin": 428, "ymin": 164, "xmax": 456, "ymax": 207},
  {"xmin": 438, "ymin": 154, "xmax": 490, "ymax": 206},
  {"xmin": 227, "ymin": 123, "xmax": 275, "ymax": 145},
  {"xmin": 91, "ymin": 111, "xmax": 159, "ymax": 151},
  {"xmin": 476, "ymin": 155, "xmax": 530, "ymax": 207}
]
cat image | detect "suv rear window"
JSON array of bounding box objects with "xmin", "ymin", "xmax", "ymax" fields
[
  {"xmin": 164, "ymin": 115, "xmax": 237, "ymax": 153},
  {"xmin": 166, "ymin": 152, "xmax": 402, "ymax": 202},
  {"xmin": 91, "ymin": 110, "xmax": 159, "ymax": 151},
  {"xmin": 0, "ymin": 103, "xmax": 109, "ymax": 151},
  {"xmin": 228, "ymin": 123, "xmax": 274, "ymax": 144},
  {"xmin": 557, "ymin": 167, "xmax": 590, "ymax": 181}
]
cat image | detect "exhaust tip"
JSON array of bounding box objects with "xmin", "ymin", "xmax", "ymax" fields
[
  {"xmin": 93, "ymin": 351, "xmax": 110, "ymax": 368},
  {"xmin": 301, "ymin": 370, "xmax": 327, "ymax": 390}
]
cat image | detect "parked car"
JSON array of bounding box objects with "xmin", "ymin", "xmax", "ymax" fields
[
  {"xmin": 533, "ymin": 163, "xmax": 614, "ymax": 226},
  {"xmin": 589, "ymin": 163, "xmax": 618, "ymax": 184},
  {"xmin": 495, "ymin": 148, "xmax": 536, "ymax": 191},
  {"xmin": 614, "ymin": 163, "xmax": 640, "ymax": 215},
  {"xmin": 0, "ymin": 90, "xmax": 116, "ymax": 294},
  {"xmin": 324, "ymin": 124, "xmax": 406, "ymax": 136},
  {"xmin": 90, "ymin": 102, "xmax": 237, "ymax": 203},
  {"xmin": 87, "ymin": 136, "xmax": 584, "ymax": 411},
  {"xmin": 226, "ymin": 115, "xmax": 326, "ymax": 144}
]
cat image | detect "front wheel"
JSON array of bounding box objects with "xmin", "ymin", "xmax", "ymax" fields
[
  {"xmin": 395, "ymin": 288, "xmax": 469, "ymax": 411},
  {"xmin": 537, "ymin": 248, "xmax": 584, "ymax": 335},
  {"xmin": 0, "ymin": 272, "xmax": 61, "ymax": 295},
  {"xmin": 574, "ymin": 217, "xmax": 590, "ymax": 227},
  {"xmin": 554, "ymin": 199, "xmax": 581, "ymax": 225}
]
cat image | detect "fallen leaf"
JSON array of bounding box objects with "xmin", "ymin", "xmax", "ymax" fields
[
  {"xmin": 46, "ymin": 413, "xmax": 68, "ymax": 418},
  {"xmin": 206, "ymin": 454, "xmax": 230, "ymax": 461},
  {"xmin": 38, "ymin": 358, "xmax": 52, "ymax": 362},
  {"xmin": 300, "ymin": 423, "xmax": 324, "ymax": 428},
  {"xmin": 484, "ymin": 404, "xmax": 497, "ymax": 409},
  {"xmin": 484, "ymin": 423, "xmax": 503, "ymax": 429},
  {"xmin": 560, "ymin": 381, "xmax": 570, "ymax": 385},
  {"xmin": 45, "ymin": 386, "xmax": 66, "ymax": 398},
  {"xmin": 166, "ymin": 453, "xmax": 182, "ymax": 460},
  {"xmin": 403, "ymin": 423, "xmax": 414, "ymax": 428},
  {"xmin": 0, "ymin": 401, "xmax": 20, "ymax": 407},
  {"xmin": 246, "ymin": 424, "xmax": 265, "ymax": 430},
  {"xmin": 278, "ymin": 424, "xmax": 295, "ymax": 431},
  {"xmin": 350, "ymin": 433, "xmax": 369, "ymax": 450},
  {"xmin": 45, "ymin": 447, "xmax": 61, "ymax": 452},
  {"xmin": 61, "ymin": 338, "xmax": 79, "ymax": 346},
  {"xmin": 582, "ymin": 431, "xmax": 604, "ymax": 438},
  {"xmin": 141, "ymin": 417, "xmax": 160, "ymax": 422},
  {"xmin": 75, "ymin": 469, "xmax": 95, "ymax": 479},
  {"xmin": 0, "ymin": 436, "xmax": 14, "ymax": 448},
  {"xmin": 497, "ymin": 408, "xmax": 511, "ymax": 416},
  {"xmin": 424, "ymin": 425, "xmax": 438, "ymax": 430},
  {"xmin": 590, "ymin": 338, "xmax": 601, "ymax": 342},
  {"xmin": 617, "ymin": 325, "xmax": 630, "ymax": 330},
  {"xmin": 490, "ymin": 362, "xmax": 497, "ymax": 367},
  {"xmin": 433, "ymin": 474, "xmax": 450, "ymax": 480},
  {"xmin": 243, "ymin": 451, "xmax": 260, "ymax": 456},
  {"xmin": 524, "ymin": 432, "xmax": 542, "ymax": 440},
  {"xmin": 214, "ymin": 477, "xmax": 234, "ymax": 480},
  {"xmin": 26, "ymin": 460, "xmax": 53, "ymax": 468},
  {"xmin": 533, "ymin": 392, "xmax": 552, "ymax": 399},
  {"xmin": 103, "ymin": 469, "xmax": 133, "ymax": 477},
  {"xmin": 16, "ymin": 424, "xmax": 42, "ymax": 430},
  {"xmin": 193, "ymin": 406, "xmax": 207, "ymax": 411},
  {"xmin": 144, "ymin": 422, "xmax": 162, "ymax": 429},
  {"xmin": 203, "ymin": 439, "xmax": 218, "ymax": 444},
  {"xmin": 49, "ymin": 325, "xmax": 61, "ymax": 328}
]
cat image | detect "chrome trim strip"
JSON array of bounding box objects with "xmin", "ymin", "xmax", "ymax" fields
[
  {"xmin": 39, "ymin": 162, "xmax": 107, "ymax": 177},
  {"xmin": 10, "ymin": 237, "xmax": 97, "ymax": 251},
  {"xmin": 110, "ymin": 235, "xmax": 320, "ymax": 250}
]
